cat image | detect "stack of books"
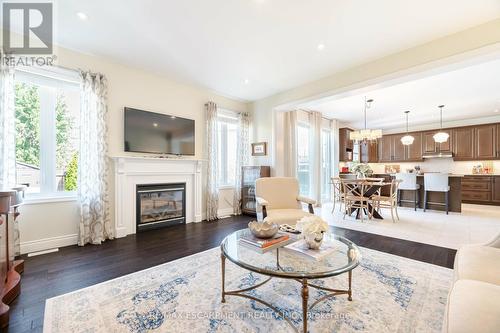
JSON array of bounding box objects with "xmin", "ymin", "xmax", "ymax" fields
[{"xmin": 239, "ymin": 232, "xmax": 293, "ymax": 253}]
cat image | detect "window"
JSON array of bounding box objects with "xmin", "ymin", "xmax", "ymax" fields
[
  {"xmin": 14, "ymin": 69, "xmax": 80, "ymax": 196},
  {"xmin": 297, "ymin": 123, "xmax": 311, "ymax": 196},
  {"xmin": 217, "ymin": 111, "xmax": 238, "ymax": 187},
  {"xmin": 321, "ymin": 128, "xmax": 332, "ymax": 201}
]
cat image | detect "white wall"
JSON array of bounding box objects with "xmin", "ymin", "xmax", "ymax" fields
[
  {"xmin": 17, "ymin": 45, "xmax": 248, "ymax": 254},
  {"xmin": 250, "ymin": 19, "xmax": 500, "ymax": 173}
]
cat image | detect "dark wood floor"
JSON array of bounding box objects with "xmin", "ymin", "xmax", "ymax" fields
[{"xmin": 6, "ymin": 215, "xmax": 456, "ymax": 333}]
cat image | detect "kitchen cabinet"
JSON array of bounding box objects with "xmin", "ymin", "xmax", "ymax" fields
[
  {"xmin": 360, "ymin": 141, "xmax": 377, "ymax": 163},
  {"xmin": 392, "ymin": 134, "xmax": 406, "ymax": 161},
  {"xmin": 406, "ymin": 132, "xmax": 423, "ymax": 161},
  {"xmin": 462, "ymin": 176, "xmax": 500, "ymax": 205},
  {"xmin": 423, "ymin": 129, "xmax": 453, "ymax": 153},
  {"xmin": 497, "ymin": 124, "xmax": 500, "ymax": 158},
  {"xmin": 339, "ymin": 128, "xmax": 353, "ymax": 162},
  {"xmin": 493, "ymin": 177, "xmax": 500, "ymax": 203},
  {"xmin": 453, "ymin": 127, "xmax": 474, "ymax": 160},
  {"xmin": 378, "ymin": 135, "xmax": 392, "ymax": 162},
  {"xmin": 475, "ymin": 125, "xmax": 496, "ymax": 159}
]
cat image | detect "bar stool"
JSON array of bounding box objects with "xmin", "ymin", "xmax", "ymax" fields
[
  {"xmin": 423, "ymin": 173, "xmax": 450, "ymax": 214},
  {"xmin": 396, "ymin": 173, "xmax": 420, "ymax": 211}
]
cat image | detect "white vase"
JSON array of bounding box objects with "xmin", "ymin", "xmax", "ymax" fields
[{"xmin": 304, "ymin": 231, "xmax": 325, "ymax": 249}]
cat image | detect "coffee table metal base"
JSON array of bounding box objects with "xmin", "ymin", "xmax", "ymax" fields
[{"xmin": 220, "ymin": 249, "xmax": 353, "ymax": 333}]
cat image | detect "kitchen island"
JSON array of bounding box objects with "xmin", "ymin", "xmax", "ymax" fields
[{"xmin": 371, "ymin": 173, "xmax": 463, "ymax": 213}]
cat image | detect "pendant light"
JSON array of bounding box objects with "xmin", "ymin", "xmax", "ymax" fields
[
  {"xmin": 433, "ymin": 105, "xmax": 449, "ymax": 143},
  {"xmin": 349, "ymin": 97, "xmax": 382, "ymax": 143},
  {"xmin": 400, "ymin": 111, "xmax": 415, "ymax": 145}
]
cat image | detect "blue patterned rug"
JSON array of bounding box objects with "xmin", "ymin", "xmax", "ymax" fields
[{"xmin": 44, "ymin": 246, "xmax": 452, "ymax": 332}]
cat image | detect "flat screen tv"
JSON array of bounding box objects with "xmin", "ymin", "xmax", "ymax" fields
[{"xmin": 124, "ymin": 107, "xmax": 195, "ymax": 155}]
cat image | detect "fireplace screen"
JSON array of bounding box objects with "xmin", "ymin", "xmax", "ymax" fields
[{"xmin": 136, "ymin": 183, "xmax": 186, "ymax": 231}]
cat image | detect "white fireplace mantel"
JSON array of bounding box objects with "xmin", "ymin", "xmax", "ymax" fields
[{"xmin": 112, "ymin": 156, "xmax": 204, "ymax": 238}]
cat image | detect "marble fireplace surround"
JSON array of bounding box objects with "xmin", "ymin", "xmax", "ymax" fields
[{"xmin": 112, "ymin": 156, "xmax": 203, "ymax": 238}]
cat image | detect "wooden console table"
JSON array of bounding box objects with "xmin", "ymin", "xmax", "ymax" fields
[{"xmin": 0, "ymin": 188, "xmax": 25, "ymax": 328}]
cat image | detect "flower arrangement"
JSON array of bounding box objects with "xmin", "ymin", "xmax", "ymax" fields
[
  {"xmin": 296, "ymin": 216, "xmax": 329, "ymax": 249},
  {"xmin": 351, "ymin": 163, "xmax": 373, "ymax": 178}
]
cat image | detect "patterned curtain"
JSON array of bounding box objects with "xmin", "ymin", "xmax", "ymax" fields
[
  {"xmin": 205, "ymin": 102, "xmax": 219, "ymax": 221},
  {"xmin": 78, "ymin": 71, "xmax": 113, "ymax": 245},
  {"xmin": 233, "ymin": 112, "xmax": 250, "ymax": 215},
  {"xmin": 0, "ymin": 62, "xmax": 20, "ymax": 255},
  {"xmin": 310, "ymin": 111, "xmax": 323, "ymax": 206}
]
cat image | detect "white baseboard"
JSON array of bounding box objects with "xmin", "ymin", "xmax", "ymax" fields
[
  {"xmin": 20, "ymin": 233, "xmax": 78, "ymax": 255},
  {"xmin": 217, "ymin": 207, "xmax": 234, "ymax": 217}
]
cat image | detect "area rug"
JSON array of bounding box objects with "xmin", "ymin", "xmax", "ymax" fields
[{"xmin": 44, "ymin": 246, "xmax": 453, "ymax": 333}]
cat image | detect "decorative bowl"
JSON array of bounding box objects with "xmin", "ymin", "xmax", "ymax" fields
[{"xmin": 248, "ymin": 220, "xmax": 279, "ymax": 239}]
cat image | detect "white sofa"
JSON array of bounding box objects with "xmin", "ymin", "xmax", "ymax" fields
[{"xmin": 443, "ymin": 234, "xmax": 500, "ymax": 333}]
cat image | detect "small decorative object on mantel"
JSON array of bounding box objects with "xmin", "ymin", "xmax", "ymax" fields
[
  {"xmin": 295, "ymin": 216, "xmax": 329, "ymax": 249},
  {"xmin": 248, "ymin": 220, "xmax": 279, "ymax": 239},
  {"xmin": 251, "ymin": 142, "xmax": 267, "ymax": 156}
]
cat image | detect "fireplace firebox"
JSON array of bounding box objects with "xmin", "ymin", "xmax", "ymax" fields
[{"xmin": 136, "ymin": 183, "xmax": 186, "ymax": 231}]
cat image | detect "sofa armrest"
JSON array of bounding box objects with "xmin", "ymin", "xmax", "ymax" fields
[
  {"xmin": 486, "ymin": 232, "xmax": 500, "ymax": 248},
  {"xmin": 297, "ymin": 196, "xmax": 316, "ymax": 214}
]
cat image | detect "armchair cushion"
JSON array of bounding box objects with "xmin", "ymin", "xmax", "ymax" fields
[
  {"xmin": 444, "ymin": 279, "xmax": 500, "ymax": 333},
  {"xmin": 264, "ymin": 209, "xmax": 313, "ymax": 226},
  {"xmin": 255, "ymin": 177, "xmax": 301, "ymax": 210},
  {"xmin": 453, "ymin": 245, "xmax": 500, "ymax": 285}
]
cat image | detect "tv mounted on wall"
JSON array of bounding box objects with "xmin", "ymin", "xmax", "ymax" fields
[{"xmin": 124, "ymin": 107, "xmax": 195, "ymax": 155}]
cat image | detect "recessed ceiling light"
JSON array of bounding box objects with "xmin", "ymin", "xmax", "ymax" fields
[
  {"xmin": 244, "ymin": 79, "xmax": 250, "ymax": 84},
  {"xmin": 76, "ymin": 12, "xmax": 88, "ymax": 21},
  {"xmin": 170, "ymin": 116, "xmax": 176, "ymax": 119},
  {"xmin": 495, "ymin": 109, "xmax": 499, "ymax": 113},
  {"xmin": 153, "ymin": 123, "xmax": 158, "ymax": 127},
  {"xmin": 317, "ymin": 43, "xmax": 325, "ymax": 51}
]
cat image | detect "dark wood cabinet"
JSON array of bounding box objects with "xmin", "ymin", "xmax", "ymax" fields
[
  {"xmin": 360, "ymin": 141, "xmax": 377, "ymax": 163},
  {"xmin": 475, "ymin": 125, "xmax": 496, "ymax": 159},
  {"xmin": 453, "ymin": 127, "xmax": 474, "ymax": 160},
  {"xmin": 406, "ymin": 132, "xmax": 423, "ymax": 161},
  {"xmin": 378, "ymin": 135, "xmax": 393, "ymax": 162},
  {"xmin": 241, "ymin": 166, "xmax": 270, "ymax": 215},
  {"xmin": 493, "ymin": 177, "xmax": 500, "ymax": 203},
  {"xmin": 424, "ymin": 129, "xmax": 453, "ymax": 153},
  {"xmin": 497, "ymin": 124, "xmax": 500, "ymax": 158},
  {"xmin": 339, "ymin": 128, "xmax": 354, "ymax": 162},
  {"xmin": 392, "ymin": 134, "xmax": 406, "ymax": 161}
]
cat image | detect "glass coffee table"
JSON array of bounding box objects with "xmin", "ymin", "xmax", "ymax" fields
[{"xmin": 220, "ymin": 229, "xmax": 361, "ymax": 333}]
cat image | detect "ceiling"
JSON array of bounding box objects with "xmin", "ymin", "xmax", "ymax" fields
[
  {"xmin": 306, "ymin": 58, "xmax": 500, "ymax": 130},
  {"xmin": 33, "ymin": 1, "xmax": 500, "ymax": 100}
]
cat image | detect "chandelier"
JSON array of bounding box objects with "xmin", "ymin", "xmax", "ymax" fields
[
  {"xmin": 349, "ymin": 97, "xmax": 382, "ymax": 143},
  {"xmin": 400, "ymin": 110, "xmax": 415, "ymax": 145},
  {"xmin": 433, "ymin": 105, "xmax": 449, "ymax": 143}
]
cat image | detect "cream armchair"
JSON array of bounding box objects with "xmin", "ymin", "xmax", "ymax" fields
[
  {"xmin": 443, "ymin": 232, "xmax": 500, "ymax": 333},
  {"xmin": 255, "ymin": 177, "xmax": 316, "ymax": 225}
]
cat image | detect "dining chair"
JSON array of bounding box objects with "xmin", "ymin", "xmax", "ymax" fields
[
  {"xmin": 342, "ymin": 179, "xmax": 372, "ymax": 222},
  {"xmin": 396, "ymin": 173, "xmax": 420, "ymax": 211},
  {"xmin": 370, "ymin": 179, "xmax": 402, "ymax": 223},
  {"xmin": 423, "ymin": 173, "xmax": 450, "ymax": 214},
  {"xmin": 331, "ymin": 177, "xmax": 344, "ymax": 213}
]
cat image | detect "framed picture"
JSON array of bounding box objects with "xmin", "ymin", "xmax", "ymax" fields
[{"xmin": 251, "ymin": 142, "xmax": 267, "ymax": 156}]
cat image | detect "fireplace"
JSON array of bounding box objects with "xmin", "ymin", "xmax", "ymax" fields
[{"xmin": 136, "ymin": 183, "xmax": 186, "ymax": 231}]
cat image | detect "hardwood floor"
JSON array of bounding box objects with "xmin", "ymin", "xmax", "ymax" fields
[{"xmin": 6, "ymin": 215, "xmax": 456, "ymax": 333}]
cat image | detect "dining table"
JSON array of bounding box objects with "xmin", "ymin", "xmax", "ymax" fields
[{"xmin": 342, "ymin": 179, "xmax": 386, "ymax": 220}]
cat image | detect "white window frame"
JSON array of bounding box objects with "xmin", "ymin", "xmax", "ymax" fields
[
  {"xmin": 217, "ymin": 109, "xmax": 238, "ymax": 189},
  {"xmin": 321, "ymin": 127, "xmax": 332, "ymax": 202},
  {"xmin": 296, "ymin": 121, "xmax": 312, "ymax": 197},
  {"xmin": 15, "ymin": 67, "xmax": 80, "ymax": 201}
]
